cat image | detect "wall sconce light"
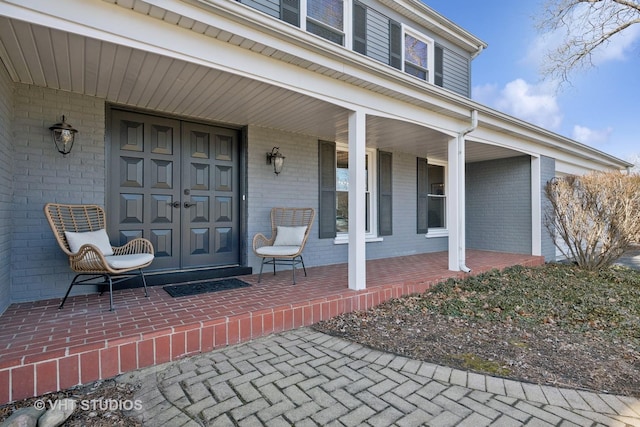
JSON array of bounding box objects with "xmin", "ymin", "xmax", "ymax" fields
[
  {"xmin": 266, "ymin": 146, "xmax": 285, "ymax": 175},
  {"xmin": 49, "ymin": 115, "xmax": 78, "ymax": 156}
]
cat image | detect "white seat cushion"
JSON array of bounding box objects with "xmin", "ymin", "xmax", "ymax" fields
[
  {"xmin": 256, "ymin": 245, "xmax": 301, "ymax": 257},
  {"xmin": 65, "ymin": 229, "xmax": 114, "ymax": 256},
  {"xmin": 104, "ymin": 253, "xmax": 154, "ymax": 269},
  {"xmin": 273, "ymin": 226, "xmax": 307, "ymax": 246}
]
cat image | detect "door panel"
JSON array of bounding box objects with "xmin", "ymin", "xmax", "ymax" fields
[
  {"xmin": 181, "ymin": 122, "xmax": 239, "ymax": 268},
  {"xmin": 109, "ymin": 109, "xmax": 240, "ymax": 270}
]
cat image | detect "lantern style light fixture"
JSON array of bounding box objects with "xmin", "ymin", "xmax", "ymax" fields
[
  {"xmin": 49, "ymin": 115, "xmax": 78, "ymax": 156},
  {"xmin": 266, "ymin": 146, "xmax": 285, "ymax": 175}
]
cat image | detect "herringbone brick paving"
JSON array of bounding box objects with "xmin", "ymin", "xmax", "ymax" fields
[{"xmin": 120, "ymin": 328, "xmax": 640, "ymax": 426}]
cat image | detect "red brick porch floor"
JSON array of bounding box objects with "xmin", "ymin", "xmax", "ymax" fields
[{"xmin": 0, "ymin": 250, "xmax": 543, "ymax": 405}]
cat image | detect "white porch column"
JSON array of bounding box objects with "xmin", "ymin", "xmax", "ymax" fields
[
  {"xmin": 531, "ymin": 156, "xmax": 542, "ymax": 256},
  {"xmin": 447, "ymin": 136, "xmax": 462, "ymax": 271},
  {"xmin": 348, "ymin": 110, "xmax": 367, "ymax": 290},
  {"xmin": 448, "ymin": 111, "xmax": 476, "ymax": 272}
]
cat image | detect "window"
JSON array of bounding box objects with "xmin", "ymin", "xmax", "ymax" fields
[
  {"xmin": 403, "ymin": 27, "xmax": 434, "ymax": 83},
  {"xmin": 417, "ymin": 159, "xmax": 446, "ymax": 234},
  {"xmin": 335, "ymin": 145, "xmax": 374, "ymax": 234},
  {"xmin": 427, "ymin": 164, "xmax": 446, "ymax": 228},
  {"xmin": 318, "ymin": 141, "xmax": 392, "ymax": 240},
  {"xmin": 306, "ymin": 0, "xmax": 345, "ymax": 45}
]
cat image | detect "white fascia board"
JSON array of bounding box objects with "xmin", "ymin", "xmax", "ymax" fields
[
  {"xmin": 470, "ymin": 124, "xmax": 627, "ymax": 173},
  {"xmin": 555, "ymin": 160, "xmax": 600, "ymax": 176},
  {"xmin": 473, "ymin": 108, "xmax": 631, "ymax": 170}
]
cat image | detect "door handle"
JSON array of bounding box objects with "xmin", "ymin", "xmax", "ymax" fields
[
  {"xmin": 184, "ymin": 202, "xmax": 196, "ymax": 208},
  {"xmin": 169, "ymin": 201, "xmax": 180, "ymax": 208}
]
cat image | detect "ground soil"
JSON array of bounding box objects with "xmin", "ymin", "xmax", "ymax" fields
[
  {"xmin": 313, "ymin": 303, "xmax": 640, "ymax": 398},
  {"xmin": 0, "ymin": 379, "xmax": 141, "ymax": 427}
]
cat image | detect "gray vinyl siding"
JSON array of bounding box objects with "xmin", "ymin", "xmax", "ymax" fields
[
  {"xmin": 540, "ymin": 155, "xmax": 556, "ymax": 261},
  {"xmin": 0, "ymin": 62, "xmax": 13, "ymax": 314},
  {"xmin": 241, "ymin": 0, "xmax": 280, "ymax": 19},
  {"xmin": 365, "ymin": 7, "xmax": 390, "ymax": 64},
  {"xmin": 466, "ymin": 156, "xmax": 532, "ymax": 254},
  {"xmin": 442, "ymin": 48, "xmax": 470, "ymax": 97}
]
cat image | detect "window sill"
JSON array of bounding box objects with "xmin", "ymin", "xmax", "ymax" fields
[
  {"xmin": 425, "ymin": 229, "xmax": 448, "ymax": 238},
  {"xmin": 333, "ymin": 235, "xmax": 384, "ymax": 245}
]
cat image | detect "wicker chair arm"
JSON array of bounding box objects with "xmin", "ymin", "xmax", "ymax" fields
[
  {"xmin": 252, "ymin": 233, "xmax": 274, "ymax": 252},
  {"xmin": 68, "ymin": 244, "xmax": 111, "ymax": 272},
  {"xmin": 112, "ymin": 238, "xmax": 155, "ymax": 256}
]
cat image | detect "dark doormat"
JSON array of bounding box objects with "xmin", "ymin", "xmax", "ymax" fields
[{"xmin": 163, "ymin": 278, "xmax": 251, "ymax": 297}]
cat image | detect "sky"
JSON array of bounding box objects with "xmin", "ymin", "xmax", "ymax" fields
[{"xmin": 424, "ymin": 0, "xmax": 640, "ymax": 169}]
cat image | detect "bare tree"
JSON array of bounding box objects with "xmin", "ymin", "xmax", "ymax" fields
[
  {"xmin": 538, "ymin": 0, "xmax": 640, "ymax": 85},
  {"xmin": 545, "ymin": 171, "xmax": 640, "ymax": 270}
]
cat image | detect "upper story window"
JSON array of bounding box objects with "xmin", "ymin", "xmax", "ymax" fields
[
  {"xmin": 306, "ymin": 0, "xmax": 345, "ymax": 45},
  {"xmin": 403, "ymin": 27, "xmax": 434, "ymax": 83}
]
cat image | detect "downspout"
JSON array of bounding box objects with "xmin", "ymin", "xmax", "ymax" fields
[{"xmin": 457, "ymin": 109, "xmax": 478, "ymax": 273}]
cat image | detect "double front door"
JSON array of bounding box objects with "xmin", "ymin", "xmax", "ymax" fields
[{"xmin": 108, "ymin": 109, "xmax": 240, "ymax": 270}]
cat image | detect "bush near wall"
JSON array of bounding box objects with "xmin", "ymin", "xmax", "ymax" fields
[{"xmin": 544, "ymin": 171, "xmax": 640, "ymax": 270}]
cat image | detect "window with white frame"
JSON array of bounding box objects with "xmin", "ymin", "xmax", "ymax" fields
[
  {"xmin": 427, "ymin": 163, "xmax": 446, "ymax": 228},
  {"xmin": 306, "ymin": 0, "xmax": 345, "ymax": 45},
  {"xmin": 335, "ymin": 145, "xmax": 376, "ymax": 235},
  {"xmin": 403, "ymin": 27, "xmax": 434, "ymax": 83}
]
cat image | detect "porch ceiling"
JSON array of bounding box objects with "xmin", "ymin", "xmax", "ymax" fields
[{"xmin": 0, "ymin": 16, "xmax": 522, "ymax": 163}]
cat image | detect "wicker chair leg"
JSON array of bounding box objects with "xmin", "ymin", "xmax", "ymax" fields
[
  {"xmin": 139, "ymin": 269, "xmax": 149, "ymax": 297},
  {"xmin": 292, "ymin": 259, "xmax": 296, "ymax": 285},
  {"xmin": 58, "ymin": 274, "xmax": 81, "ymax": 309},
  {"xmin": 107, "ymin": 276, "xmax": 115, "ymax": 311},
  {"xmin": 272, "ymin": 258, "xmax": 276, "ymax": 275},
  {"xmin": 300, "ymin": 255, "xmax": 307, "ymax": 277},
  {"xmin": 258, "ymin": 258, "xmax": 265, "ymax": 283}
]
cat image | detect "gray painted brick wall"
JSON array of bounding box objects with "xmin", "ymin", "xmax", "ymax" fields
[
  {"xmin": 466, "ymin": 156, "xmax": 532, "ymax": 254},
  {"xmin": 245, "ymin": 127, "xmax": 448, "ymax": 273},
  {"xmin": 10, "ymin": 84, "xmax": 105, "ymax": 303},
  {"xmin": 246, "ymin": 126, "xmax": 335, "ymax": 271},
  {"xmin": 0, "ymin": 62, "xmax": 13, "ymax": 313}
]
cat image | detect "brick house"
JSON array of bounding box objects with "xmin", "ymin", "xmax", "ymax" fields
[{"xmin": 0, "ymin": 0, "xmax": 632, "ymax": 315}]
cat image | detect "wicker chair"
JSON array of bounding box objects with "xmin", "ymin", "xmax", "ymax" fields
[
  {"xmin": 252, "ymin": 207, "xmax": 315, "ymax": 284},
  {"xmin": 44, "ymin": 203, "xmax": 155, "ymax": 311}
]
